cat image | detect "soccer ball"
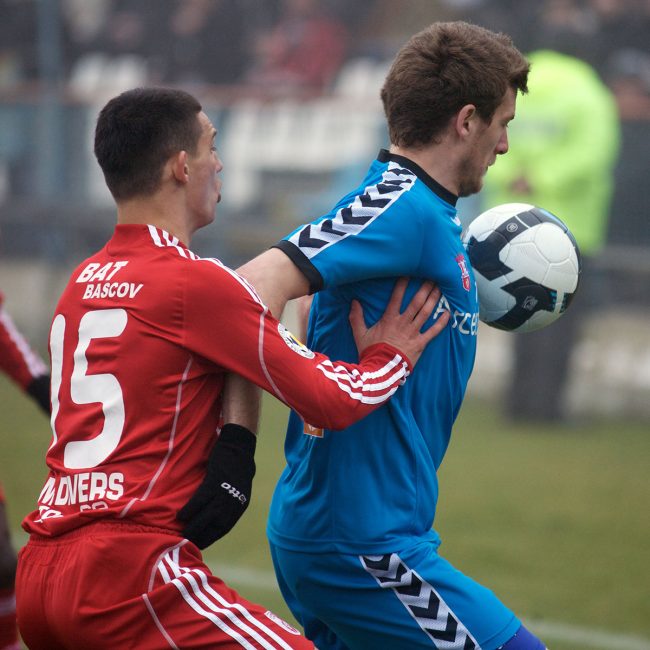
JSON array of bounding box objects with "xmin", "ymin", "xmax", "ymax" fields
[{"xmin": 463, "ymin": 203, "xmax": 581, "ymax": 333}]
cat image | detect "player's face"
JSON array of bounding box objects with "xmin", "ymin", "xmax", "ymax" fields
[
  {"xmin": 457, "ymin": 87, "xmax": 516, "ymax": 197},
  {"xmin": 186, "ymin": 111, "xmax": 223, "ymax": 230}
]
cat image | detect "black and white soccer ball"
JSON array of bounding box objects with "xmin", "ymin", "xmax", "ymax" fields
[{"xmin": 463, "ymin": 203, "xmax": 582, "ymax": 333}]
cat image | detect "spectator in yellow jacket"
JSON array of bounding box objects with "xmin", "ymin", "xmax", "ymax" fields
[{"xmin": 485, "ymin": 49, "xmax": 620, "ymax": 422}]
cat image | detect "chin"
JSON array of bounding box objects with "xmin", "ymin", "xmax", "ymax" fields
[
  {"xmin": 198, "ymin": 211, "xmax": 216, "ymax": 230},
  {"xmin": 459, "ymin": 179, "xmax": 483, "ymax": 198}
]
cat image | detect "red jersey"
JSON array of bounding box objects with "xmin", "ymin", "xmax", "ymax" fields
[
  {"xmin": 0, "ymin": 292, "xmax": 48, "ymax": 390},
  {"xmin": 23, "ymin": 225, "xmax": 410, "ymax": 538}
]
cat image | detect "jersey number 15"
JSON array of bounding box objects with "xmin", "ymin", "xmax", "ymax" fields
[{"xmin": 50, "ymin": 308, "xmax": 127, "ymax": 470}]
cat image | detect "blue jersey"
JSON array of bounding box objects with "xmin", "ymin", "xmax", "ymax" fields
[{"xmin": 267, "ymin": 150, "xmax": 479, "ymax": 554}]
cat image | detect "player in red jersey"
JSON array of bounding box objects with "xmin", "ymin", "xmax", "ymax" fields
[
  {"xmin": 0, "ymin": 293, "xmax": 50, "ymax": 650},
  {"xmin": 15, "ymin": 87, "xmax": 449, "ymax": 649},
  {"xmin": 0, "ymin": 293, "xmax": 50, "ymax": 413}
]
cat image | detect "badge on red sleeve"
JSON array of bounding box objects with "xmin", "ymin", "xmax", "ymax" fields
[{"xmin": 277, "ymin": 323, "xmax": 315, "ymax": 359}]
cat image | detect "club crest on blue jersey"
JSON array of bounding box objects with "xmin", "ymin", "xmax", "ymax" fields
[
  {"xmin": 277, "ymin": 324, "xmax": 315, "ymax": 358},
  {"xmin": 455, "ymin": 254, "xmax": 471, "ymax": 291}
]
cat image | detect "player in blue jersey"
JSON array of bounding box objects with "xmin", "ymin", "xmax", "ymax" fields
[{"xmin": 188, "ymin": 21, "xmax": 546, "ymax": 650}]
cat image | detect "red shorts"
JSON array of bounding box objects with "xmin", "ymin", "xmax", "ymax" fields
[
  {"xmin": 16, "ymin": 521, "xmax": 314, "ymax": 649},
  {"xmin": 0, "ymin": 482, "xmax": 5, "ymax": 504}
]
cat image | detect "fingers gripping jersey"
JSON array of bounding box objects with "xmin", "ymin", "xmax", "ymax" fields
[
  {"xmin": 23, "ymin": 224, "xmax": 410, "ymax": 538},
  {"xmin": 0, "ymin": 292, "xmax": 48, "ymax": 390}
]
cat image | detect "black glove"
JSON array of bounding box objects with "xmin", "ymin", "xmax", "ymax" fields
[
  {"xmin": 178, "ymin": 423, "xmax": 257, "ymax": 549},
  {"xmin": 26, "ymin": 374, "xmax": 51, "ymax": 415}
]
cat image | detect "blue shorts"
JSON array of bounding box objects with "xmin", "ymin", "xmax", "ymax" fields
[{"xmin": 270, "ymin": 540, "xmax": 523, "ymax": 650}]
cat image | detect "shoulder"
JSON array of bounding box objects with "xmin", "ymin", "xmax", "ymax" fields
[
  {"xmin": 129, "ymin": 226, "xmax": 248, "ymax": 302},
  {"xmin": 145, "ymin": 229, "xmax": 236, "ymax": 286},
  {"xmin": 183, "ymin": 254, "xmax": 265, "ymax": 309},
  {"xmin": 301, "ymin": 162, "xmax": 420, "ymax": 243}
]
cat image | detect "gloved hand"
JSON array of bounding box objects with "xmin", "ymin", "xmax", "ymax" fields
[
  {"xmin": 178, "ymin": 423, "xmax": 256, "ymax": 549},
  {"xmin": 26, "ymin": 374, "xmax": 51, "ymax": 415}
]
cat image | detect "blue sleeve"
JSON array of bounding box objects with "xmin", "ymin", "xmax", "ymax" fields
[{"xmin": 275, "ymin": 190, "xmax": 426, "ymax": 293}]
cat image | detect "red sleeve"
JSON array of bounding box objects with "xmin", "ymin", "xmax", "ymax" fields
[
  {"xmin": 183, "ymin": 260, "xmax": 411, "ymax": 430},
  {"xmin": 0, "ymin": 295, "xmax": 48, "ymax": 390}
]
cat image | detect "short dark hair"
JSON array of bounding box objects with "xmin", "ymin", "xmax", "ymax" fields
[
  {"xmin": 381, "ymin": 21, "xmax": 530, "ymax": 148},
  {"xmin": 94, "ymin": 87, "xmax": 203, "ymax": 201}
]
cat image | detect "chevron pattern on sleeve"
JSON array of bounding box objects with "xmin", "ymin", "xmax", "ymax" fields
[{"xmin": 288, "ymin": 163, "xmax": 415, "ymax": 259}]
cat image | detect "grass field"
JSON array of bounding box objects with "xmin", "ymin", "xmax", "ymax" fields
[{"xmin": 1, "ymin": 375, "xmax": 649, "ymax": 650}]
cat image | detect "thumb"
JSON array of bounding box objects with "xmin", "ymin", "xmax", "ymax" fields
[
  {"xmin": 348, "ymin": 299, "xmax": 366, "ymax": 337},
  {"xmin": 348, "ymin": 300, "xmax": 368, "ymax": 352}
]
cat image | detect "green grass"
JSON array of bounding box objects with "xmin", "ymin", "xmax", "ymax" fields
[
  {"xmin": 1, "ymin": 375, "xmax": 649, "ymax": 650},
  {"xmin": 435, "ymin": 405, "xmax": 650, "ymax": 642}
]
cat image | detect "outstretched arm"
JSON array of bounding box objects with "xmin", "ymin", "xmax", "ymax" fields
[
  {"xmin": 0, "ymin": 297, "xmax": 51, "ymax": 415},
  {"xmin": 237, "ymin": 247, "xmax": 309, "ymax": 319},
  {"xmin": 188, "ymin": 264, "xmax": 450, "ymax": 431}
]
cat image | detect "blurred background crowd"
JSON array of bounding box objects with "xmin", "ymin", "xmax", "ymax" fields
[
  {"xmin": 0, "ymin": 0, "xmax": 649, "ymax": 420},
  {"xmin": 1, "ymin": 0, "xmax": 649, "ymax": 93}
]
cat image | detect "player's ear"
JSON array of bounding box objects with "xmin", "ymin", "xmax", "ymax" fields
[
  {"xmin": 454, "ymin": 104, "xmax": 477, "ymax": 137},
  {"xmin": 171, "ymin": 150, "xmax": 190, "ymax": 184}
]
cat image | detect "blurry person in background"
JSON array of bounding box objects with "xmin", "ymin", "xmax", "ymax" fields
[
  {"xmin": 244, "ymin": 0, "xmax": 350, "ymax": 94},
  {"xmin": 154, "ymin": 0, "xmax": 248, "ymax": 87},
  {"xmin": 0, "ymin": 291, "xmax": 50, "ymax": 650},
  {"xmin": 485, "ymin": 49, "xmax": 620, "ymax": 423},
  {"xmin": 604, "ymin": 47, "xmax": 650, "ymax": 250}
]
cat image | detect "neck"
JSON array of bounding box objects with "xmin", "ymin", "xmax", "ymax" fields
[
  {"xmin": 116, "ymin": 191, "xmax": 192, "ymax": 246},
  {"xmin": 390, "ymin": 143, "xmax": 460, "ymax": 196}
]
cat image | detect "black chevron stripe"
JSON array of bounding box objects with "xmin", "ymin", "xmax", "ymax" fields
[
  {"xmin": 464, "ymin": 636, "xmax": 477, "ymax": 649},
  {"xmin": 361, "ymin": 554, "xmax": 391, "ymax": 572},
  {"xmin": 320, "ymin": 219, "xmax": 347, "ymax": 236},
  {"xmin": 298, "ymin": 225, "xmax": 328, "ymax": 249},
  {"xmin": 362, "ymin": 552, "xmax": 478, "ymax": 650},
  {"xmin": 407, "ymin": 590, "xmax": 440, "ymax": 620},
  {"xmin": 375, "ymin": 562, "xmax": 408, "ymax": 586},
  {"xmin": 395, "ymin": 573, "xmax": 422, "ymax": 596},
  {"xmin": 426, "ymin": 615, "xmax": 458, "ymax": 642},
  {"xmin": 359, "ymin": 192, "xmax": 391, "ymax": 208},
  {"xmin": 375, "ymin": 183, "xmax": 405, "ymax": 196},
  {"xmin": 340, "ymin": 206, "xmax": 373, "ymax": 225},
  {"xmin": 293, "ymin": 168, "xmax": 415, "ymax": 254}
]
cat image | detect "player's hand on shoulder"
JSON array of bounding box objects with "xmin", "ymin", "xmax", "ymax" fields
[
  {"xmin": 349, "ymin": 278, "xmax": 450, "ymax": 368},
  {"xmin": 177, "ymin": 423, "xmax": 257, "ymax": 549}
]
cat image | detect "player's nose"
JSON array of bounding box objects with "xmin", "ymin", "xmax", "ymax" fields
[{"xmin": 496, "ymin": 131, "xmax": 509, "ymax": 155}]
